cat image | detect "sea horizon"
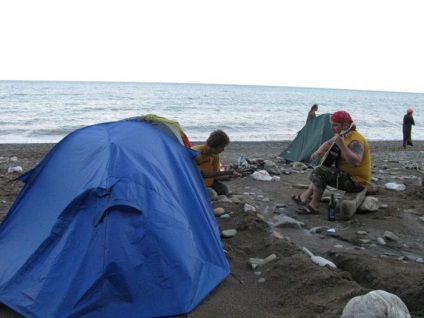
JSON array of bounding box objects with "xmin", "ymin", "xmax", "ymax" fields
[{"xmin": 1, "ymin": 80, "xmax": 423, "ymax": 143}]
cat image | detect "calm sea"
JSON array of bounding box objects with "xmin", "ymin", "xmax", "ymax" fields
[{"xmin": 0, "ymin": 81, "xmax": 423, "ymax": 143}]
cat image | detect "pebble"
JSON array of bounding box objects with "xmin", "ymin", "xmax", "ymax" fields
[
  {"xmin": 221, "ymin": 229, "xmax": 237, "ymax": 238},
  {"xmin": 258, "ymin": 278, "xmax": 266, "ymax": 283},
  {"xmin": 384, "ymin": 230, "xmax": 400, "ymax": 242},
  {"xmin": 244, "ymin": 203, "xmax": 256, "ymax": 212},
  {"xmin": 214, "ymin": 207, "xmax": 225, "ymax": 216},
  {"xmin": 220, "ymin": 214, "xmax": 230, "ymax": 219},
  {"xmin": 7, "ymin": 166, "xmax": 23, "ymax": 173},
  {"xmin": 377, "ymin": 237, "xmax": 386, "ymax": 245}
]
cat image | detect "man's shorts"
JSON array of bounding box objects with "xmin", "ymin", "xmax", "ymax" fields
[{"xmin": 310, "ymin": 166, "xmax": 365, "ymax": 193}]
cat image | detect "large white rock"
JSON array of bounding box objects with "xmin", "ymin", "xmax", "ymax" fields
[
  {"xmin": 341, "ymin": 290, "xmax": 410, "ymax": 318},
  {"xmin": 359, "ymin": 196, "xmax": 379, "ymax": 212}
]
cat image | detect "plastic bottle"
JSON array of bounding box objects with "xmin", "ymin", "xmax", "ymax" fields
[{"xmin": 328, "ymin": 194, "xmax": 336, "ymax": 221}]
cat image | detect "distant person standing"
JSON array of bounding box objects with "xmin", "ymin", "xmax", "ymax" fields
[
  {"xmin": 306, "ymin": 104, "xmax": 318, "ymax": 123},
  {"xmin": 402, "ymin": 108, "xmax": 415, "ymax": 149}
]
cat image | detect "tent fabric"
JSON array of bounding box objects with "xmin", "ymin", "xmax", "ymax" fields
[
  {"xmin": 0, "ymin": 119, "xmax": 229, "ymax": 318},
  {"xmin": 135, "ymin": 114, "xmax": 192, "ymax": 147},
  {"xmin": 278, "ymin": 113, "xmax": 334, "ymax": 166}
]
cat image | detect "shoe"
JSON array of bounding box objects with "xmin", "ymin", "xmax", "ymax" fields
[
  {"xmin": 291, "ymin": 194, "xmax": 306, "ymax": 206},
  {"xmin": 297, "ymin": 204, "xmax": 320, "ymax": 215}
]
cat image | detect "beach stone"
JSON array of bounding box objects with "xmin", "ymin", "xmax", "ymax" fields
[
  {"xmin": 377, "ymin": 237, "xmax": 387, "ymax": 245},
  {"xmin": 341, "ymin": 290, "xmax": 410, "ymax": 318},
  {"xmin": 217, "ymin": 196, "xmax": 232, "ymax": 203},
  {"xmin": 230, "ymin": 197, "xmax": 241, "ymax": 204},
  {"xmin": 357, "ymin": 230, "xmax": 367, "ymax": 235},
  {"xmin": 7, "ymin": 166, "xmax": 23, "ymax": 173},
  {"xmin": 214, "ymin": 207, "xmax": 225, "ymax": 216},
  {"xmin": 384, "ymin": 230, "xmax": 400, "ymax": 242},
  {"xmin": 264, "ymin": 160, "xmax": 280, "ymax": 175},
  {"xmin": 220, "ymin": 214, "xmax": 230, "ymax": 219},
  {"xmin": 244, "ymin": 203, "xmax": 256, "ymax": 212},
  {"xmin": 359, "ymin": 196, "xmax": 379, "ymax": 212},
  {"xmin": 9, "ymin": 156, "xmax": 18, "ymax": 162},
  {"xmin": 221, "ymin": 229, "xmax": 237, "ymax": 238},
  {"xmin": 207, "ymin": 188, "xmax": 218, "ymax": 201}
]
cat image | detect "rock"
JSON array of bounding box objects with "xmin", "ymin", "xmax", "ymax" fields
[
  {"xmin": 377, "ymin": 237, "xmax": 386, "ymax": 245},
  {"xmin": 357, "ymin": 230, "xmax": 367, "ymax": 235},
  {"xmin": 221, "ymin": 229, "xmax": 237, "ymax": 238},
  {"xmin": 341, "ymin": 290, "xmax": 411, "ymax": 318},
  {"xmin": 359, "ymin": 196, "xmax": 379, "ymax": 212},
  {"xmin": 214, "ymin": 207, "xmax": 225, "ymax": 216},
  {"xmin": 7, "ymin": 166, "xmax": 23, "ymax": 173},
  {"xmin": 9, "ymin": 156, "xmax": 18, "ymax": 162},
  {"xmin": 291, "ymin": 162, "xmax": 308, "ymax": 171},
  {"xmin": 264, "ymin": 160, "xmax": 280, "ymax": 175},
  {"xmin": 244, "ymin": 203, "xmax": 256, "ymax": 212},
  {"xmin": 384, "ymin": 230, "xmax": 400, "ymax": 242},
  {"xmin": 207, "ymin": 188, "xmax": 218, "ymax": 201}
]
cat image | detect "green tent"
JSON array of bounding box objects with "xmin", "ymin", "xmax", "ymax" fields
[{"xmin": 278, "ymin": 113, "xmax": 334, "ymax": 166}]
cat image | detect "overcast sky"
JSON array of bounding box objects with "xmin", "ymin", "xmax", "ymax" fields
[{"xmin": 1, "ymin": 0, "xmax": 423, "ymax": 93}]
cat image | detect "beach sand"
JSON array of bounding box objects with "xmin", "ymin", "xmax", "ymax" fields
[{"xmin": 1, "ymin": 141, "xmax": 424, "ymax": 317}]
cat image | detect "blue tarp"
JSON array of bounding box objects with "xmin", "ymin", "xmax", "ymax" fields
[{"xmin": 0, "ymin": 119, "xmax": 229, "ymax": 317}]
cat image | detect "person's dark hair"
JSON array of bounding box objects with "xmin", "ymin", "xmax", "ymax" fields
[
  {"xmin": 311, "ymin": 104, "xmax": 318, "ymax": 111},
  {"xmin": 206, "ymin": 130, "xmax": 230, "ymax": 148}
]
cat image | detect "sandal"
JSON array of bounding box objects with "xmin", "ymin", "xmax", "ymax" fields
[
  {"xmin": 297, "ymin": 204, "xmax": 320, "ymax": 215},
  {"xmin": 291, "ymin": 194, "xmax": 306, "ymax": 206}
]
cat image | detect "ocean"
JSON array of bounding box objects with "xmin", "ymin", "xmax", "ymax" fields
[{"xmin": 1, "ymin": 80, "xmax": 423, "ymax": 143}]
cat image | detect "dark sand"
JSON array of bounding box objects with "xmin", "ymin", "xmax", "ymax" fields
[{"xmin": 1, "ymin": 141, "xmax": 423, "ymax": 317}]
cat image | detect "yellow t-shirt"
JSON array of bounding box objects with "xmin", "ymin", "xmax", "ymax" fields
[
  {"xmin": 337, "ymin": 131, "xmax": 371, "ymax": 187},
  {"xmin": 191, "ymin": 145, "xmax": 220, "ymax": 172}
]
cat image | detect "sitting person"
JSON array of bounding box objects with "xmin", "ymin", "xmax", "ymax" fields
[
  {"xmin": 291, "ymin": 110, "xmax": 371, "ymax": 214},
  {"xmin": 192, "ymin": 130, "xmax": 240, "ymax": 198}
]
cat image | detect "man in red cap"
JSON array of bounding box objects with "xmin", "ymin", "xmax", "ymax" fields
[{"xmin": 291, "ymin": 110, "xmax": 371, "ymax": 215}]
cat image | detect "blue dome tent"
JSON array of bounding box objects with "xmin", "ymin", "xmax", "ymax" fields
[{"xmin": 0, "ymin": 119, "xmax": 229, "ymax": 317}]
